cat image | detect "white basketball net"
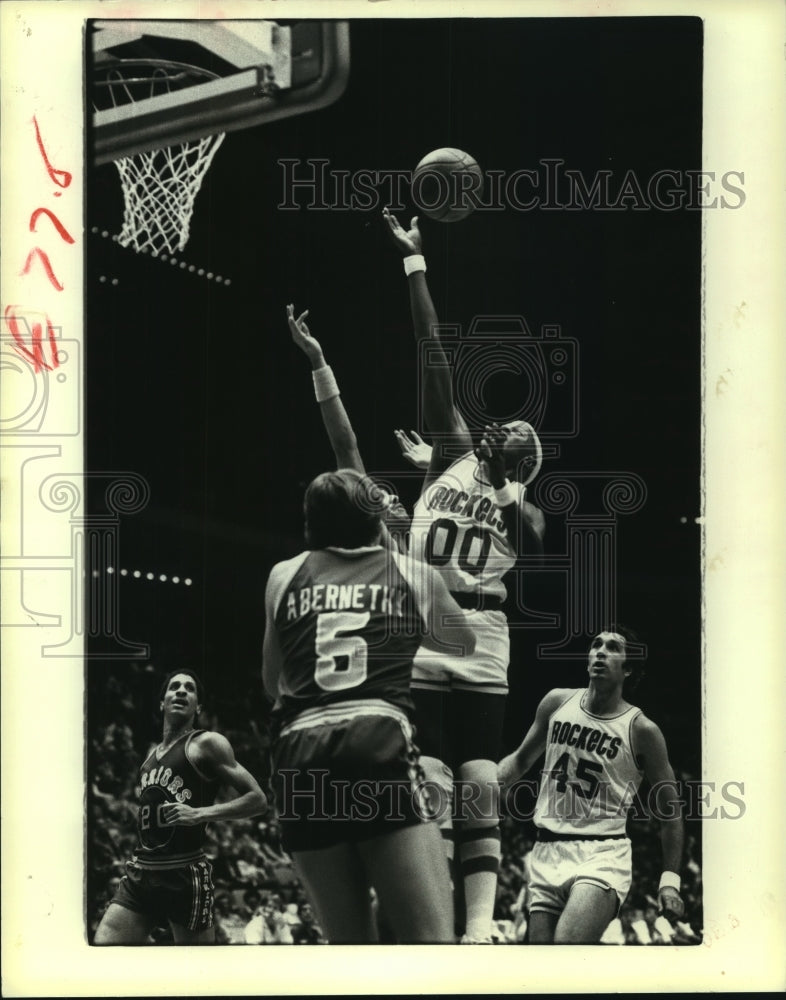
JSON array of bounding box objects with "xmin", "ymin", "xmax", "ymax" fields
[{"xmin": 113, "ymin": 133, "xmax": 226, "ymax": 255}]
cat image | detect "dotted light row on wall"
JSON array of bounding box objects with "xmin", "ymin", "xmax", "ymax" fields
[
  {"xmin": 91, "ymin": 227, "xmax": 232, "ymax": 286},
  {"xmin": 90, "ymin": 566, "xmax": 193, "ymax": 586}
]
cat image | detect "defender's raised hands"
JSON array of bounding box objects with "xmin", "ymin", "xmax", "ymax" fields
[
  {"xmin": 394, "ymin": 428, "xmax": 432, "ymax": 470},
  {"xmin": 286, "ymin": 304, "xmax": 325, "ymax": 367}
]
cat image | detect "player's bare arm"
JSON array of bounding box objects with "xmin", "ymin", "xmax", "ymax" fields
[
  {"xmin": 419, "ymin": 562, "xmax": 477, "ymax": 658},
  {"xmin": 497, "ymin": 689, "xmax": 574, "ymax": 786},
  {"xmin": 476, "ymin": 423, "xmax": 545, "ymax": 558},
  {"xmin": 161, "ymin": 732, "xmax": 267, "ymax": 825},
  {"xmin": 391, "ymin": 548, "xmax": 476, "ymax": 658},
  {"xmin": 262, "ymin": 561, "xmax": 288, "ymax": 701},
  {"xmin": 286, "ymin": 303, "xmax": 365, "ymax": 472},
  {"xmin": 383, "ymin": 207, "xmax": 472, "ymax": 477},
  {"xmin": 632, "ymin": 713, "xmax": 686, "ymax": 921}
]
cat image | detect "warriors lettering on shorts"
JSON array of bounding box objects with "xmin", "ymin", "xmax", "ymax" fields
[
  {"xmin": 549, "ymin": 719, "xmax": 622, "ymax": 759},
  {"xmin": 285, "ymin": 582, "xmax": 408, "ymax": 621},
  {"xmin": 135, "ymin": 766, "xmax": 194, "ymax": 804}
]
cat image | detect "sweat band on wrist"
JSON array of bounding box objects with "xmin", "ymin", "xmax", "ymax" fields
[
  {"xmin": 403, "ymin": 254, "xmax": 426, "ymax": 276},
  {"xmin": 312, "ymin": 365, "xmax": 339, "ymax": 403},
  {"xmin": 658, "ymin": 871, "xmax": 681, "ymax": 892},
  {"xmin": 494, "ymin": 480, "xmax": 517, "ymax": 507}
]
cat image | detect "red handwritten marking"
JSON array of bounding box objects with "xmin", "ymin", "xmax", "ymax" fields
[
  {"xmin": 20, "ymin": 247, "xmax": 64, "ymax": 291},
  {"xmin": 15, "ymin": 119, "xmax": 74, "ymax": 372},
  {"xmin": 4, "ymin": 305, "xmax": 59, "ymax": 373},
  {"xmin": 29, "ymin": 207, "xmax": 75, "ymax": 244},
  {"xmin": 32, "ymin": 115, "xmax": 72, "ymax": 188}
]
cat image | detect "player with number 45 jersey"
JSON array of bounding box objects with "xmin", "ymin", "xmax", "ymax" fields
[{"xmin": 498, "ymin": 628, "xmax": 686, "ymax": 944}]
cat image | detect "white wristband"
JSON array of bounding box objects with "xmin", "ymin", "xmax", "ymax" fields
[
  {"xmin": 312, "ymin": 365, "xmax": 339, "ymax": 403},
  {"xmin": 403, "ymin": 254, "xmax": 426, "ymax": 276},
  {"xmin": 493, "ymin": 480, "xmax": 517, "ymax": 507},
  {"xmin": 658, "ymin": 871, "xmax": 681, "ymax": 892}
]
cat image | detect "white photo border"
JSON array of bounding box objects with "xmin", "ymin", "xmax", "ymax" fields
[{"xmin": 1, "ymin": 0, "xmax": 784, "ymax": 995}]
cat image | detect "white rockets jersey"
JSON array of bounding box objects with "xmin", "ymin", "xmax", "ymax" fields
[
  {"xmin": 534, "ymin": 689, "xmax": 644, "ymax": 836},
  {"xmin": 409, "ymin": 453, "xmax": 525, "ymax": 599}
]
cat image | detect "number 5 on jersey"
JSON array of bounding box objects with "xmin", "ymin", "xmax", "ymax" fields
[{"xmin": 314, "ymin": 611, "xmax": 370, "ymax": 691}]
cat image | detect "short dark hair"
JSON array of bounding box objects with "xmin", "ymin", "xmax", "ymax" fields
[
  {"xmin": 607, "ymin": 624, "xmax": 645, "ymax": 693},
  {"xmin": 158, "ymin": 668, "xmax": 205, "ymax": 707},
  {"xmin": 304, "ymin": 469, "xmax": 386, "ymax": 550}
]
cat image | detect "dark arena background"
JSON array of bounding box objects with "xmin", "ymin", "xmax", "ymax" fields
[{"xmin": 86, "ymin": 17, "xmax": 703, "ymax": 944}]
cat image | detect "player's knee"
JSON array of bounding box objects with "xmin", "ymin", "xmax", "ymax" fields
[
  {"xmin": 417, "ymin": 755, "xmax": 454, "ymax": 826},
  {"xmin": 457, "ymin": 759, "xmax": 500, "ymax": 822},
  {"xmin": 458, "ymin": 758, "xmax": 498, "ymax": 784},
  {"xmin": 93, "ymin": 904, "xmax": 146, "ymax": 944},
  {"xmin": 555, "ymin": 885, "xmax": 617, "ymax": 944},
  {"xmin": 526, "ymin": 911, "xmax": 556, "ymax": 944}
]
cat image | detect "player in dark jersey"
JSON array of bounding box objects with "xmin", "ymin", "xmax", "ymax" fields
[
  {"xmin": 94, "ymin": 669, "xmax": 268, "ymax": 944},
  {"xmin": 262, "ymin": 467, "xmax": 477, "ymax": 943},
  {"xmin": 383, "ymin": 207, "xmax": 546, "ymax": 942},
  {"xmin": 498, "ymin": 628, "xmax": 685, "ymax": 943}
]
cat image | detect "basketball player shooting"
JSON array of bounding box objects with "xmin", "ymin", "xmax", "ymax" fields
[{"xmin": 383, "ymin": 206, "xmax": 545, "ymax": 943}]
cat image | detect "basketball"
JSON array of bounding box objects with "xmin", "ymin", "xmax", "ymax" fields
[{"xmin": 411, "ymin": 148, "xmax": 483, "ymax": 223}]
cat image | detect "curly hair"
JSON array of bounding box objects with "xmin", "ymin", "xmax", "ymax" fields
[{"xmin": 157, "ymin": 668, "xmax": 205, "ymax": 710}]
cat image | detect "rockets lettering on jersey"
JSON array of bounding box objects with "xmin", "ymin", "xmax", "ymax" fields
[
  {"xmin": 424, "ymin": 483, "xmax": 509, "ymax": 533},
  {"xmin": 534, "ymin": 690, "xmax": 643, "ymax": 835},
  {"xmin": 410, "ymin": 453, "xmax": 522, "ymax": 597},
  {"xmin": 548, "ymin": 719, "xmax": 623, "ymax": 760}
]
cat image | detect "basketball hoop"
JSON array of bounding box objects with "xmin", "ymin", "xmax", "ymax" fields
[{"xmin": 92, "ymin": 60, "xmax": 227, "ymax": 255}]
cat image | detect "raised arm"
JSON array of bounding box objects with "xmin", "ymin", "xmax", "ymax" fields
[
  {"xmin": 383, "ymin": 208, "xmax": 473, "ymax": 476},
  {"xmin": 497, "ymin": 689, "xmax": 572, "ymax": 786},
  {"xmin": 419, "ymin": 562, "xmax": 477, "ymax": 656},
  {"xmin": 286, "ymin": 304, "xmax": 364, "ymax": 472},
  {"xmin": 632, "ymin": 714, "xmax": 686, "ymax": 921},
  {"xmin": 391, "ymin": 551, "xmax": 475, "ymax": 658}
]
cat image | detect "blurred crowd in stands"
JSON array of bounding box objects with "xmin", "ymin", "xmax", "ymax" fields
[{"xmin": 88, "ymin": 664, "xmax": 703, "ymax": 945}]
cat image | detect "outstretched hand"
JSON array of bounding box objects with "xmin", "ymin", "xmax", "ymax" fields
[
  {"xmin": 286, "ymin": 304, "xmax": 325, "ymax": 367},
  {"xmin": 394, "ymin": 429, "xmax": 432, "ymax": 470},
  {"xmin": 474, "ymin": 423, "xmax": 507, "ymax": 489},
  {"xmin": 383, "ymin": 207, "xmax": 423, "ymax": 257}
]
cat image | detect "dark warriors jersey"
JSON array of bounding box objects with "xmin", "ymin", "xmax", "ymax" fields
[
  {"xmin": 133, "ymin": 730, "xmax": 218, "ymax": 868},
  {"xmin": 268, "ymin": 546, "xmax": 431, "ymax": 724}
]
